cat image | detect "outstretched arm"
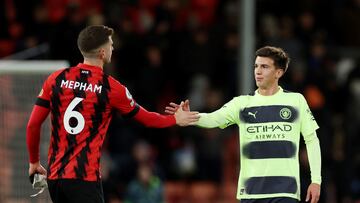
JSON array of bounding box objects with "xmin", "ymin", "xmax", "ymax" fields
[
  {"xmin": 166, "ymin": 99, "xmax": 237, "ymax": 128},
  {"xmin": 133, "ymin": 103, "xmax": 199, "ymax": 128},
  {"xmin": 110, "ymin": 81, "xmax": 198, "ymax": 127},
  {"xmin": 196, "ymin": 111, "xmax": 232, "ymax": 128}
]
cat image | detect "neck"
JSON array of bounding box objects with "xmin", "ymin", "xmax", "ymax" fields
[
  {"xmin": 83, "ymin": 58, "xmax": 104, "ymax": 69},
  {"xmin": 257, "ymin": 84, "xmax": 280, "ymax": 96}
]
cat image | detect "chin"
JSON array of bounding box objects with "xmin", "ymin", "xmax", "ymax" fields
[{"xmin": 257, "ymin": 84, "xmax": 267, "ymax": 89}]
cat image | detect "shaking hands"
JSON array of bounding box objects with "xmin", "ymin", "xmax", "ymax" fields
[{"xmin": 167, "ymin": 100, "xmax": 198, "ymax": 126}]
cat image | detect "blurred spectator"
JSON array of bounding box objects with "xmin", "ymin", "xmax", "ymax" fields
[
  {"xmin": 124, "ymin": 163, "xmax": 164, "ymax": 203},
  {"xmin": 1, "ymin": 0, "xmax": 360, "ymax": 202},
  {"xmin": 176, "ymin": 26, "xmax": 220, "ymax": 96},
  {"xmin": 343, "ymin": 60, "xmax": 360, "ymax": 202},
  {"xmin": 49, "ymin": 2, "xmax": 86, "ymax": 65},
  {"xmin": 187, "ymin": 74, "xmax": 210, "ymax": 110},
  {"xmin": 192, "ymin": 87, "xmax": 228, "ymax": 183},
  {"xmin": 170, "ymin": 140, "xmax": 197, "ymax": 179},
  {"xmin": 134, "ymin": 44, "xmax": 166, "ymax": 111},
  {"xmin": 337, "ymin": 0, "xmax": 360, "ymax": 46}
]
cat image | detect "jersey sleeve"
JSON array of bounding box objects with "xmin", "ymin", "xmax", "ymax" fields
[
  {"xmin": 304, "ymin": 131, "xmax": 322, "ymax": 184},
  {"xmin": 108, "ymin": 77, "xmax": 139, "ymax": 117},
  {"xmin": 26, "ymin": 105, "xmax": 50, "ymax": 163},
  {"xmin": 299, "ymin": 94, "xmax": 321, "ymax": 184},
  {"xmin": 35, "ymin": 73, "xmax": 53, "ymax": 108},
  {"xmin": 133, "ymin": 105, "xmax": 176, "ymax": 128},
  {"xmin": 196, "ymin": 97, "xmax": 241, "ymax": 129},
  {"xmin": 27, "ymin": 72, "xmax": 54, "ymax": 163},
  {"xmin": 299, "ymin": 94, "xmax": 319, "ymax": 136}
]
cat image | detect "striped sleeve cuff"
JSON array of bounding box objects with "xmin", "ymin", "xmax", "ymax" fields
[{"xmin": 35, "ymin": 98, "xmax": 50, "ymax": 108}]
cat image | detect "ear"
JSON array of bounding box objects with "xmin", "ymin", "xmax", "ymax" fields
[
  {"xmin": 98, "ymin": 48, "xmax": 105, "ymax": 59},
  {"xmin": 276, "ymin": 69, "xmax": 284, "ymax": 79}
]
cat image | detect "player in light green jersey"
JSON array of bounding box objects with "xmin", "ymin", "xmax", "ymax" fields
[{"xmin": 166, "ymin": 46, "xmax": 321, "ymax": 203}]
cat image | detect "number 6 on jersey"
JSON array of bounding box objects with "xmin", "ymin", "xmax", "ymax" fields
[{"xmin": 64, "ymin": 97, "xmax": 85, "ymax": 134}]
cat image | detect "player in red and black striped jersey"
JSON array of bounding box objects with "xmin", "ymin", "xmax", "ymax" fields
[{"xmin": 26, "ymin": 25, "xmax": 199, "ymax": 203}]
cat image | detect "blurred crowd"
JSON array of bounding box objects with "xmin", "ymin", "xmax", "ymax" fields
[{"xmin": 1, "ymin": 0, "xmax": 360, "ymax": 202}]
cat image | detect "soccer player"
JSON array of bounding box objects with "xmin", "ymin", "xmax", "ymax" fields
[
  {"xmin": 26, "ymin": 25, "xmax": 199, "ymax": 203},
  {"xmin": 165, "ymin": 46, "xmax": 321, "ymax": 203}
]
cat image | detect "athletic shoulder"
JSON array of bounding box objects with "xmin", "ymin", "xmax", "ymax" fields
[
  {"xmin": 224, "ymin": 94, "xmax": 252, "ymax": 109},
  {"xmin": 42, "ymin": 67, "xmax": 72, "ymax": 86},
  {"xmin": 107, "ymin": 75, "xmax": 127, "ymax": 90},
  {"xmin": 107, "ymin": 75, "xmax": 121, "ymax": 84},
  {"xmin": 48, "ymin": 67, "xmax": 69, "ymax": 79},
  {"xmin": 282, "ymin": 88, "xmax": 303, "ymax": 96},
  {"xmin": 237, "ymin": 91, "xmax": 257, "ymax": 101},
  {"xmin": 106, "ymin": 75, "xmax": 135, "ymax": 105}
]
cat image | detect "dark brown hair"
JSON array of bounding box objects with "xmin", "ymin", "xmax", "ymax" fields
[
  {"xmin": 255, "ymin": 46, "xmax": 290, "ymax": 72},
  {"xmin": 77, "ymin": 25, "xmax": 114, "ymax": 55}
]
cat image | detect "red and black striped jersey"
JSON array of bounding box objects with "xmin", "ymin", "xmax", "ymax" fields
[{"xmin": 36, "ymin": 63, "xmax": 141, "ymax": 181}]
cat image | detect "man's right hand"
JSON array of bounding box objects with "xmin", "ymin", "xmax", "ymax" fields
[
  {"xmin": 174, "ymin": 101, "xmax": 199, "ymax": 126},
  {"xmin": 165, "ymin": 99, "xmax": 190, "ymax": 114},
  {"xmin": 29, "ymin": 162, "xmax": 47, "ymax": 177}
]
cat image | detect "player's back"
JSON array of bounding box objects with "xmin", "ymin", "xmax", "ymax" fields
[{"xmin": 40, "ymin": 63, "xmax": 114, "ymax": 181}]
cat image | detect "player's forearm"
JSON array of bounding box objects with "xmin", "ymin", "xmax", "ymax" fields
[
  {"xmin": 27, "ymin": 124, "xmax": 41, "ymax": 163},
  {"xmin": 26, "ymin": 105, "xmax": 49, "ymax": 163},
  {"xmin": 133, "ymin": 106, "xmax": 176, "ymax": 128},
  {"xmin": 304, "ymin": 131, "xmax": 322, "ymax": 184},
  {"xmin": 196, "ymin": 113, "xmax": 225, "ymax": 128}
]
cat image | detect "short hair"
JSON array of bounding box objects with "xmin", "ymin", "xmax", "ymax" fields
[
  {"xmin": 77, "ymin": 25, "xmax": 114, "ymax": 55},
  {"xmin": 255, "ymin": 46, "xmax": 290, "ymax": 72}
]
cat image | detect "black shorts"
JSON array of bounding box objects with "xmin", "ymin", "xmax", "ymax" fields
[
  {"xmin": 240, "ymin": 197, "xmax": 299, "ymax": 203},
  {"xmin": 47, "ymin": 179, "xmax": 104, "ymax": 203}
]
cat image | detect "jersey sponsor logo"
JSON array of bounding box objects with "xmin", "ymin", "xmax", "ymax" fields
[
  {"xmin": 247, "ymin": 124, "xmax": 292, "ymax": 140},
  {"xmin": 60, "ymin": 79, "xmax": 102, "ymax": 94},
  {"xmin": 240, "ymin": 105, "xmax": 298, "ymax": 123},
  {"xmin": 255, "ymin": 133, "xmax": 285, "ymax": 139},
  {"xmin": 247, "ymin": 124, "xmax": 292, "ymax": 133}
]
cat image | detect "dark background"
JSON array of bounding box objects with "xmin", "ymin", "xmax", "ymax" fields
[{"xmin": 1, "ymin": 0, "xmax": 359, "ymax": 202}]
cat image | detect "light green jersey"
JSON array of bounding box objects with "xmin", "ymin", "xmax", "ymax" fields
[{"xmin": 196, "ymin": 87, "xmax": 321, "ymax": 200}]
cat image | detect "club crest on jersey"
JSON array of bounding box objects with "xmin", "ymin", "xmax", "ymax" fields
[
  {"xmin": 125, "ymin": 88, "xmax": 135, "ymax": 107},
  {"xmin": 280, "ymin": 107, "xmax": 292, "ymax": 120},
  {"xmin": 60, "ymin": 79, "xmax": 102, "ymax": 93}
]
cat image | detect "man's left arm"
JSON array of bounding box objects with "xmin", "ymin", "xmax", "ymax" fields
[
  {"xmin": 27, "ymin": 105, "xmax": 50, "ymax": 176},
  {"xmin": 303, "ymin": 131, "xmax": 321, "ymax": 203},
  {"xmin": 303, "ymin": 131, "xmax": 322, "ymax": 185},
  {"xmin": 300, "ymin": 94, "xmax": 321, "ymax": 202}
]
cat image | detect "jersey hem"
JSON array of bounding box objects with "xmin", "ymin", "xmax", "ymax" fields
[{"xmin": 237, "ymin": 193, "xmax": 300, "ymax": 201}]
